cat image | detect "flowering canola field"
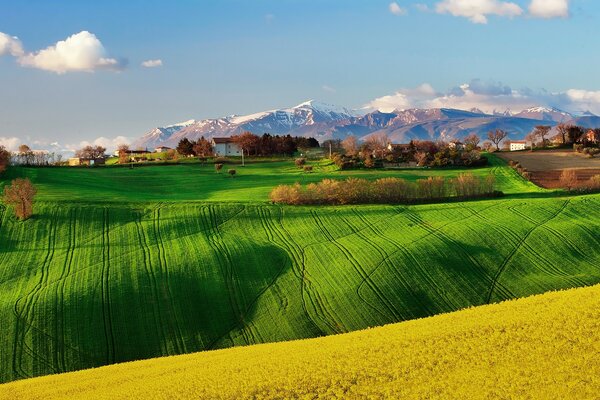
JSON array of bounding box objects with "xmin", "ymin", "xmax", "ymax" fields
[{"xmin": 1, "ymin": 283, "xmax": 598, "ymax": 399}]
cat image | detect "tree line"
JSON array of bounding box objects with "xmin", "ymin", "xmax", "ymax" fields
[{"xmin": 270, "ymin": 174, "xmax": 498, "ymax": 205}]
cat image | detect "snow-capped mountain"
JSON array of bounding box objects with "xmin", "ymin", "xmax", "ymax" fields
[
  {"xmin": 132, "ymin": 101, "xmax": 600, "ymax": 149},
  {"xmin": 131, "ymin": 100, "xmax": 356, "ymax": 149},
  {"xmin": 513, "ymin": 107, "xmax": 574, "ymax": 123}
]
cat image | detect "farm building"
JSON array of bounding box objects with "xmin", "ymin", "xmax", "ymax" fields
[
  {"xmin": 154, "ymin": 146, "xmax": 172, "ymax": 153},
  {"xmin": 212, "ymin": 137, "xmax": 242, "ymax": 156},
  {"xmin": 510, "ymin": 141, "xmax": 527, "ymax": 151},
  {"xmin": 448, "ymin": 141, "xmax": 464, "ymax": 150},
  {"xmin": 387, "ymin": 143, "xmax": 412, "ymax": 154},
  {"xmin": 68, "ymin": 157, "xmax": 106, "ymax": 166}
]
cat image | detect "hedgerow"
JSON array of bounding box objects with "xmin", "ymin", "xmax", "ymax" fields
[{"xmin": 270, "ymin": 174, "xmax": 500, "ymax": 205}]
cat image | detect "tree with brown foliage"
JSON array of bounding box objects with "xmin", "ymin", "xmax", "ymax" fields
[
  {"xmin": 232, "ymin": 132, "xmax": 260, "ymax": 156},
  {"xmin": 0, "ymin": 145, "xmax": 10, "ymax": 174},
  {"xmin": 117, "ymin": 144, "xmax": 130, "ymax": 164},
  {"xmin": 3, "ymin": 178, "xmax": 37, "ymax": 220},
  {"xmin": 192, "ymin": 137, "xmax": 213, "ymax": 157},
  {"xmin": 487, "ymin": 129, "xmax": 508, "ymax": 151},
  {"xmin": 363, "ymin": 133, "xmax": 388, "ymax": 159}
]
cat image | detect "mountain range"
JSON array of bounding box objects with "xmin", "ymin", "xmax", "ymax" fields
[{"xmin": 131, "ymin": 101, "xmax": 600, "ymax": 149}]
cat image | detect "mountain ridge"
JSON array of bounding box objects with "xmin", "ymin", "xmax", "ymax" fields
[{"xmin": 131, "ymin": 101, "xmax": 597, "ymax": 149}]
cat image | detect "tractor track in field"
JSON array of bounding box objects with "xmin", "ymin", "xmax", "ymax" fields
[
  {"xmin": 310, "ymin": 210, "xmax": 399, "ymax": 322},
  {"xmin": 486, "ymin": 200, "xmax": 571, "ymax": 304},
  {"xmin": 100, "ymin": 208, "xmax": 116, "ymax": 364},
  {"xmin": 154, "ymin": 208, "xmax": 186, "ymax": 354},
  {"xmin": 335, "ymin": 211, "xmax": 404, "ymax": 320},
  {"xmin": 262, "ymin": 207, "xmax": 333, "ymax": 335},
  {"xmin": 201, "ymin": 206, "xmax": 252, "ymax": 348},
  {"xmin": 12, "ymin": 208, "xmax": 60, "ymax": 379},
  {"xmin": 53, "ymin": 208, "xmax": 76, "ymax": 372},
  {"xmin": 505, "ymin": 203, "xmax": 590, "ymax": 288},
  {"xmin": 364, "ymin": 202, "xmax": 502, "ymax": 311},
  {"xmin": 509, "ymin": 203, "xmax": 599, "ymax": 275},
  {"xmin": 350, "ymin": 208, "xmax": 438, "ymax": 317},
  {"xmin": 134, "ymin": 212, "xmax": 169, "ymax": 355}
]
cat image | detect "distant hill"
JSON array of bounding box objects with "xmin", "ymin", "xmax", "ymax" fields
[
  {"xmin": 131, "ymin": 101, "xmax": 600, "ymax": 149},
  {"xmin": 3, "ymin": 284, "xmax": 598, "ymax": 399}
]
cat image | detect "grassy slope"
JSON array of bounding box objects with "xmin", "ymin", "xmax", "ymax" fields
[
  {"xmin": 0, "ymin": 193, "xmax": 598, "ymax": 384},
  {"xmin": 1, "ymin": 284, "xmax": 598, "ymax": 399},
  {"xmin": 0, "ymin": 155, "xmax": 542, "ymax": 203}
]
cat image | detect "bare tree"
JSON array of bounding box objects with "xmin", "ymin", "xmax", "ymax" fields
[
  {"xmin": 555, "ymin": 123, "xmax": 571, "ymax": 145},
  {"xmin": 18, "ymin": 144, "xmax": 34, "ymax": 166},
  {"xmin": 533, "ymin": 125, "xmax": 552, "ymax": 148},
  {"xmin": 363, "ymin": 133, "xmax": 388, "ymax": 158},
  {"xmin": 75, "ymin": 145, "xmax": 106, "ymax": 159},
  {"xmin": 487, "ymin": 130, "xmax": 508, "ymax": 151},
  {"xmin": 559, "ymin": 169, "xmax": 578, "ymax": 191},
  {"xmin": 3, "ymin": 178, "xmax": 37, "ymax": 220},
  {"xmin": 463, "ymin": 134, "xmax": 480, "ymax": 149},
  {"xmin": 341, "ymin": 135, "xmax": 359, "ymax": 156}
]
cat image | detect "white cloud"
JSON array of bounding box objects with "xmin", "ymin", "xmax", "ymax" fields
[
  {"xmin": 415, "ymin": 3, "xmax": 430, "ymax": 12},
  {"xmin": 0, "ymin": 32, "xmax": 24, "ymax": 57},
  {"xmin": 322, "ymin": 85, "xmax": 336, "ymax": 93},
  {"xmin": 389, "ymin": 2, "xmax": 407, "ymax": 16},
  {"xmin": 529, "ymin": 0, "xmax": 569, "ymax": 19},
  {"xmin": 141, "ymin": 59, "xmax": 163, "ymax": 68},
  {"xmin": 435, "ymin": 0, "xmax": 523, "ymax": 24},
  {"xmin": 365, "ymin": 80, "xmax": 600, "ymax": 115},
  {"xmin": 265, "ymin": 14, "xmax": 275, "ymax": 23},
  {"xmin": 17, "ymin": 31, "xmax": 124, "ymax": 74},
  {"xmin": 0, "ymin": 137, "xmax": 22, "ymax": 152}
]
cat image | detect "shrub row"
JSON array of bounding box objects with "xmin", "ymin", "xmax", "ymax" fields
[{"xmin": 270, "ymin": 174, "xmax": 499, "ymax": 205}]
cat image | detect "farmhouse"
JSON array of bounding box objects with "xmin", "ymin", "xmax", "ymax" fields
[
  {"xmin": 510, "ymin": 141, "xmax": 527, "ymax": 151},
  {"xmin": 448, "ymin": 141, "xmax": 464, "ymax": 150},
  {"xmin": 68, "ymin": 157, "xmax": 106, "ymax": 166},
  {"xmin": 387, "ymin": 143, "xmax": 412, "ymax": 154},
  {"xmin": 212, "ymin": 137, "xmax": 242, "ymax": 156},
  {"xmin": 154, "ymin": 146, "xmax": 172, "ymax": 153}
]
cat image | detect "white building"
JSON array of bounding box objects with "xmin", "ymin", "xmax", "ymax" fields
[
  {"xmin": 510, "ymin": 141, "xmax": 527, "ymax": 151},
  {"xmin": 212, "ymin": 137, "xmax": 242, "ymax": 156}
]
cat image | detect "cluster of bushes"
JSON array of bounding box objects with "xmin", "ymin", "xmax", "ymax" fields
[
  {"xmin": 270, "ymin": 174, "xmax": 499, "ymax": 205},
  {"xmin": 329, "ymin": 139, "xmax": 486, "ymax": 170},
  {"xmin": 573, "ymin": 145, "xmax": 600, "ymax": 158},
  {"xmin": 507, "ymin": 160, "xmax": 531, "ymax": 180},
  {"xmin": 230, "ymin": 132, "xmax": 319, "ymax": 156},
  {"xmin": 560, "ymin": 169, "xmax": 600, "ymax": 192}
]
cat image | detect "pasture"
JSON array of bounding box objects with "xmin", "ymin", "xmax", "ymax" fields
[
  {"xmin": 0, "ymin": 155, "xmax": 542, "ymax": 203},
  {"xmin": 0, "ymin": 194, "xmax": 599, "ymax": 383},
  {"xmin": 1, "ymin": 284, "xmax": 598, "ymax": 399}
]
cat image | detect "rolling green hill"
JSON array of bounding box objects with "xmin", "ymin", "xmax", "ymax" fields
[{"xmin": 0, "ymin": 187, "xmax": 598, "ymax": 383}]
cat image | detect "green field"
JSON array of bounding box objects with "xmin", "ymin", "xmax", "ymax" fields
[
  {"xmin": 0, "ymin": 157, "xmax": 598, "ymax": 384},
  {"xmin": 1, "ymin": 155, "xmax": 542, "ymax": 203}
]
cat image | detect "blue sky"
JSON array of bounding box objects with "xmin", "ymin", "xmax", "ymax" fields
[{"xmin": 0, "ymin": 0, "xmax": 599, "ymax": 150}]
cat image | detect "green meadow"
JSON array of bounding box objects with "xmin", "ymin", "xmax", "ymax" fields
[{"xmin": 0, "ymin": 155, "xmax": 598, "ymax": 384}]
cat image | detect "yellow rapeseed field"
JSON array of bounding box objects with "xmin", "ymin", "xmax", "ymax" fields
[{"xmin": 1, "ymin": 284, "xmax": 599, "ymax": 400}]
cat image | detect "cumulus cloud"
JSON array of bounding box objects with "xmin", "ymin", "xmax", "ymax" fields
[
  {"xmin": 389, "ymin": 2, "xmax": 407, "ymax": 16},
  {"xmin": 529, "ymin": 0, "xmax": 569, "ymax": 19},
  {"xmin": 141, "ymin": 59, "xmax": 163, "ymax": 68},
  {"xmin": 365, "ymin": 80, "xmax": 600, "ymax": 115},
  {"xmin": 0, "ymin": 32, "xmax": 24, "ymax": 57},
  {"xmin": 18, "ymin": 31, "xmax": 124, "ymax": 74},
  {"xmin": 0, "ymin": 30, "xmax": 124, "ymax": 73},
  {"xmin": 74, "ymin": 136, "xmax": 131, "ymax": 152},
  {"xmin": 0, "ymin": 137, "xmax": 22, "ymax": 152},
  {"xmin": 435, "ymin": 0, "xmax": 523, "ymax": 24}
]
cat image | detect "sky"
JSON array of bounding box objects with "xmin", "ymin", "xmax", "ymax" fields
[{"xmin": 1, "ymin": 0, "xmax": 600, "ymax": 151}]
